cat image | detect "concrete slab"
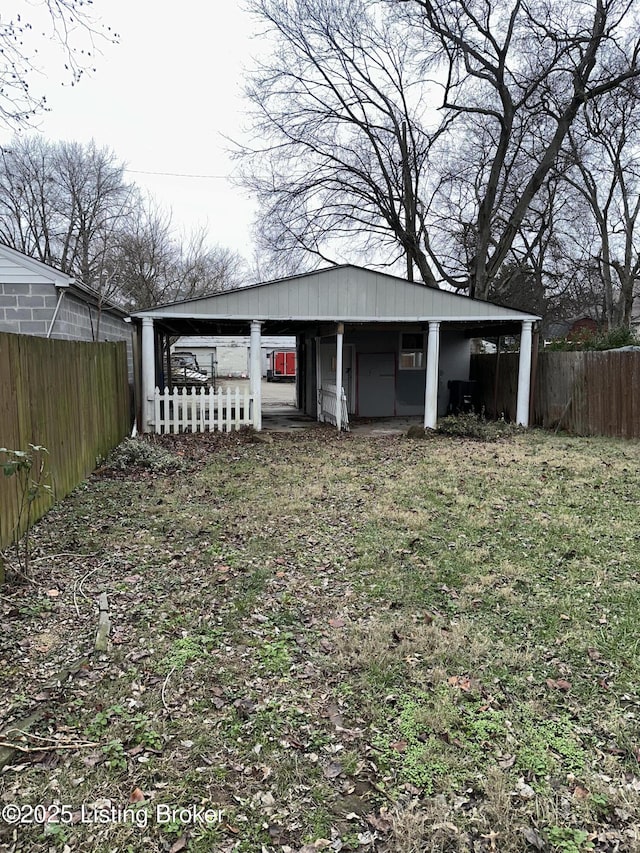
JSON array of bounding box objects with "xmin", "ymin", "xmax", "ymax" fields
[
  {"xmin": 261, "ymin": 410, "xmax": 424, "ymax": 435},
  {"xmin": 262, "ymin": 408, "xmax": 324, "ymax": 432},
  {"xmin": 214, "ymin": 377, "xmax": 423, "ymax": 435},
  {"xmin": 349, "ymin": 416, "xmax": 424, "ymax": 435}
]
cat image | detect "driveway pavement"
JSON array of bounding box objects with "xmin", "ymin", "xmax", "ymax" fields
[{"xmin": 215, "ymin": 378, "xmax": 297, "ymax": 407}]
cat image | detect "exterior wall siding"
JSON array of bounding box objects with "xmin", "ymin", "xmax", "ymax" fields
[
  {"xmin": 142, "ymin": 266, "xmax": 538, "ymax": 324},
  {"xmin": 316, "ymin": 327, "xmax": 472, "ymax": 417},
  {"xmin": 439, "ymin": 333, "xmax": 472, "ymax": 414}
]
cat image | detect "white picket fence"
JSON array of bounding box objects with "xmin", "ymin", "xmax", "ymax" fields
[
  {"xmin": 153, "ymin": 386, "xmax": 254, "ymax": 434},
  {"xmin": 318, "ymin": 384, "xmax": 349, "ymax": 430}
]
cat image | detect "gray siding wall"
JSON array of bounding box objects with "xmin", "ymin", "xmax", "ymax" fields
[
  {"xmin": 317, "ymin": 327, "xmax": 471, "ymax": 417},
  {"xmin": 149, "ymin": 266, "xmax": 538, "ymax": 324},
  {"xmin": 174, "ymin": 344, "xmax": 249, "ymax": 377},
  {"xmin": 174, "ymin": 336, "xmax": 296, "ymax": 378},
  {"xmin": 438, "ymin": 333, "xmax": 471, "ymax": 414}
]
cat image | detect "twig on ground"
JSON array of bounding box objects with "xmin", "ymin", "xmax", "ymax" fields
[
  {"xmin": 73, "ymin": 565, "xmax": 101, "ymax": 617},
  {"xmin": 0, "ymin": 741, "xmax": 98, "ymax": 753},
  {"xmin": 0, "ymin": 728, "xmax": 99, "ymax": 752},
  {"xmin": 161, "ymin": 666, "xmax": 177, "ymax": 713},
  {"xmin": 95, "ymin": 592, "xmax": 110, "ymax": 652},
  {"xmin": 30, "ymin": 552, "xmax": 101, "ymax": 564}
]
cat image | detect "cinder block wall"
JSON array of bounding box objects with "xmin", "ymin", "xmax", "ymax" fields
[
  {"xmin": 0, "ymin": 283, "xmax": 59, "ymax": 336},
  {"xmin": 0, "ymin": 283, "xmax": 133, "ymax": 378}
]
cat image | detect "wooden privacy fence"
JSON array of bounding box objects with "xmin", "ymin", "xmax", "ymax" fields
[
  {"xmin": 153, "ymin": 386, "xmax": 254, "ymax": 434},
  {"xmin": 471, "ymin": 350, "xmax": 640, "ymax": 438},
  {"xmin": 0, "ymin": 332, "xmax": 130, "ymax": 551}
]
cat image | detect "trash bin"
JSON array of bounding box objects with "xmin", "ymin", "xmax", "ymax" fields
[{"xmin": 447, "ymin": 380, "xmax": 478, "ymax": 414}]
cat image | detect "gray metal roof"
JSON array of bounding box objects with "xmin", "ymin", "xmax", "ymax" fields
[{"xmin": 132, "ymin": 265, "xmax": 540, "ymax": 324}]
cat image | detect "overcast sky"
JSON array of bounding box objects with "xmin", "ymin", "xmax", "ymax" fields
[{"xmin": 1, "ymin": 2, "xmax": 263, "ymax": 261}]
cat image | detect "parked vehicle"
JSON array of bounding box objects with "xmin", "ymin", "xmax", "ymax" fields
[
  {"xmin": 172, "ymin": 352, "xmax": 201, "ymax": 371},
  {"xmin": 170, "ymin": 352, "xmax": 209, "ymax": 387},
  {"xmin": 266, "ymin": 350, "xmax": 296, "ymax": 382}
]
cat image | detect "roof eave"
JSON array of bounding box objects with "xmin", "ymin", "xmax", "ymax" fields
[{"xmin": 131, "ymin": 311, "xmax": 541, "ymax": 323}]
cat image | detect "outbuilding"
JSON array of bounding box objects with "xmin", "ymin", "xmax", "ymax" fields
[
  {"xmin": 0, "ymin": 243, "xmax": 134, "ymax": 376},
  {"xmin": 131, "ymin": 265, "xmax": 539, "ymax": 432}
]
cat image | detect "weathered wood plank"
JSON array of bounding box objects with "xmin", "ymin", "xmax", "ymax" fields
[
  {"xmin": 471, "ymin": 350, "xmax": 640, "ymax": 439},
  {"xmin": 0, "ymin": 333, "xmax": 129, "ymax": 551}
]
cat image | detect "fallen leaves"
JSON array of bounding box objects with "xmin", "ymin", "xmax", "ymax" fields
[
  {"xmin": 522, "ymin": 827, "xmax": 545, "ymax": 849},
  {"xmin": 323, "ymin": 760, "xmax": 343, "ymax": 779},
  {"xmin": 366, "ymin": 810, "xmax": 392, "ymax": 834},
  {"xmin": 481, "ymin": 829, "xmax": 500, "ymax": 851},
  {"xmin": 2, "ymin": 431, "xmax": 639, "ymax": 853},
  {"xmin": 448, "ymin": 675, "xmax": 473, "ymax": 691},
  {"xmin": 546, "ymin": 678, "xmax": 571, "ymax": 692}
]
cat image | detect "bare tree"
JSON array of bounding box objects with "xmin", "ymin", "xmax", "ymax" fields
[
  {"xmin": 561, "ymin": 81, "xmax": 640, "ymax": 328},
  {"xmin": 0, "ymin": 2, "xmax": 117, "ymax": 128},
  {"xmin": 239, "ymin": 0, "xmax": 439, "ymax": 284},
  {"xmin": 0, "ymin": 137, "xmax": 245, "ymax": 316},
  {"xmin": 0, "ymin": 137, "xmax": 133, "ymax": 293},
  {"xmin": 112, "ymin": 200, "xmax": 245, "ymax": 309},
  {"xmin": 53, "ymin": 140, "xmax": 134, "ymax": 287},
  {"xmin": 173, "ymin": 229, "xmax": 245, "ymax": 300},
  {"xmin": 403, "ymin": 0, "xmax": 640, "ymax": 299},
  {"xmin": 240, "ymin": 0, "xmax": 640, "ymax": 299}
]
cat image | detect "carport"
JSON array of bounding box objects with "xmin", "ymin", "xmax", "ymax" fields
[{"xmin": 130, "ymin": 265, "xmax": 539, "ymax": 433}]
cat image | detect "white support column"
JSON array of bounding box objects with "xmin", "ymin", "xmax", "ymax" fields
[
  {"xmin": 424, "ymin": 321, "xmax": 441, "ymax": 430},
  {"xmin": 250, "ymin": 320, "xmax": 263, "ymax": 430},
  {"xmin": 141, "ymin": 316, "xmax": 155, "ymax": 433},
  {"xmin": 336, "ymin": 322, "xmax": 344, "ymax": 432},
  {"xmin": 315, "ymin": 336, "xmax": 322, "ymax": 421},
  {"xmin": 516, "ymin": 320, "xmax": 534, "ymax": 427}
]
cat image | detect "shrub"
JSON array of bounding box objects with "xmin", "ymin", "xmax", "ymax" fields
[
  {"xmin": 437, "ymin": 412, "xmax": 521, "ymax": 441},
  {"xmin": 546, "ymin": 326, "xmax": 640, "ymax": 352},
  {"xmin": 104, "ymin": 438, "xmax": 185, "ymax": 473}
]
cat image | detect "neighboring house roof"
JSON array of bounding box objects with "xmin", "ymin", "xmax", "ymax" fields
[
  {"xmin": 132, "ymin": 265, "xmax": 540, "ymax": 325},
  {"xmin": 0, "ymin": 242, "xmax": 74, "ymax": 288},
  {"xmin": 0, "ymin": 243, "xmax": 127, "ymax": 317}
]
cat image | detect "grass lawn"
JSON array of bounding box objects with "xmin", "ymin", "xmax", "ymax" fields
[{"xmin": 0, "ymin": 428, "xmax": 639, "ymax": 853}]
